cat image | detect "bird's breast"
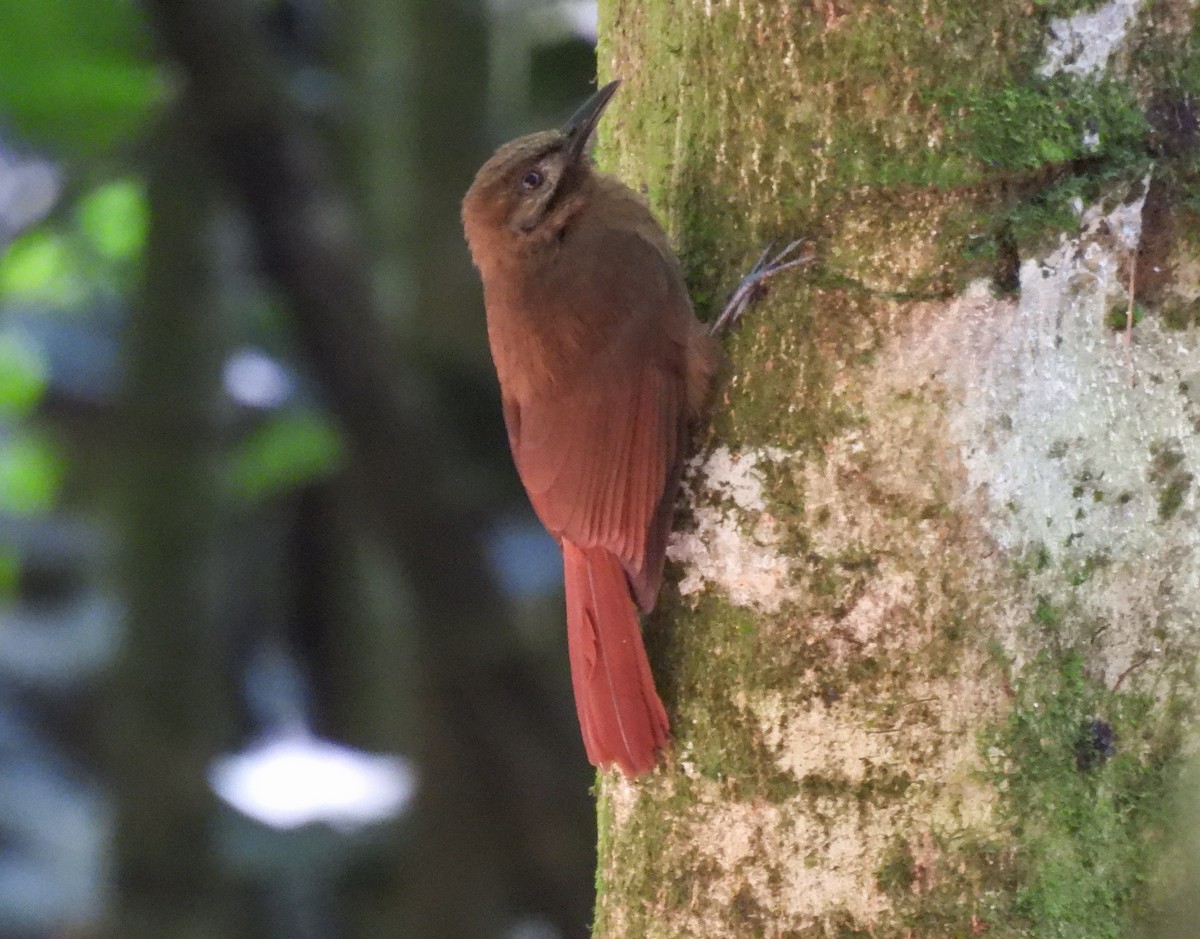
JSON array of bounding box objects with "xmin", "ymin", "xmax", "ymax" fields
[{"xmin": 481, "ymin": 248, "xmax": 631, "ymax": 401}]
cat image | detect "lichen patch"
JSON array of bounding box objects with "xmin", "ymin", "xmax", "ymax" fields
[
  {"xmin": 1038, "ymin": 0, "xmax": 1145, "ymax": 78},
  {"xmin": 881, "ymin": 187, "xmax": 1200, "ymax": 687},
  {"xmin": 668, "ymin": 446, "xmax": 798, "ymax": 611},
  {"xmin": 691, "ymin": 797, "xmax": 895, "ymax": 928}
]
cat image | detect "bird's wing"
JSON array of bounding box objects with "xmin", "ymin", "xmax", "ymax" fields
[
  {"xmin": 502, "ymin": 225, "xmax": 694, "ymax": 609},
  {"xmin": 505, "ymin": 363, "xmax": 683, "ymax": 603}
]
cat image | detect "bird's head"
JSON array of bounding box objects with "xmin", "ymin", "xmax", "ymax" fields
[{"xmin": 463, "ymin": 80, "xmax": 620, "ymax": 254}]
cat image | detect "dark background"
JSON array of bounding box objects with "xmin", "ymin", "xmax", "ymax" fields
[{"xmin": 0, "ymin": 1, "xmax": 601, "ymax": 936}]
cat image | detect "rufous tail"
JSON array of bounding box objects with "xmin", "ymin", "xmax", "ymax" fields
[{"xmin": 562, "ymin": 540, "xmax": 669, "ymax": 776}]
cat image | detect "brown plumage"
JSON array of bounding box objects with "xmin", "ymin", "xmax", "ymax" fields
[{"xmin": 462, "ymin": 81, "xmax": 718, "ymax": 776}]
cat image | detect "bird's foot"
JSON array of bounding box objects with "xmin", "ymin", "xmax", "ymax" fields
[{"xmin": 709, "ymin": 238, "xmax": 815, "ymax": 338}]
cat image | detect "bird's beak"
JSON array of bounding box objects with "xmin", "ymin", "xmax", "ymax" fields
[{"xmin": 562, "ymin": 79, "xmax": 621, "ymax": 165}]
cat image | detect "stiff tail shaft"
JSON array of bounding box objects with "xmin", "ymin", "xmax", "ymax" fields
[{"xmin": 562, "ymin": 540, "xmax": 669, "ymax": 776}]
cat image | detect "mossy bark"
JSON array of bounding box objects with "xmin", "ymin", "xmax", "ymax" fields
[{"xmin": 593, "ymin": 2, "xmax": 1200, "ymax": 936}]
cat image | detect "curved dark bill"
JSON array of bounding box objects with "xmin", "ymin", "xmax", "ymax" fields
[{"xmin": 563, "ymin": 79, "xmax": 621, "ymax": 164}]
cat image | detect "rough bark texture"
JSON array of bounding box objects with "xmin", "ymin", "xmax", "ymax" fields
[{"xmin": 593, "ymin": 2, "xmax": 1200, "ymax": 936}]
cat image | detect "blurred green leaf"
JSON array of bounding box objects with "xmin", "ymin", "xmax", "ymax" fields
[
  {"xmin": 0, "ymin": 230, "xmax": 88, "ymax": 305},
  {"xmin": 0, "ymin": 431, "xmax": 65, "ymax": 515},
  {"xmin": 78, "ymin": 178, "xmax": 148, "ymax": 261},
  {"xmin": 0, "ymin": 0, "xmax": 161, "ymax": 155},
  {"xmin": 0, "ymin": 545, "xmax": 18, "ymax": 600},
  {"xmin": 0, "ymin": 331, "xmax": 48, "ymax": 417},
  {"xmin": 228, "ymin": 412, "xmax": 345, "ymax": 502}
]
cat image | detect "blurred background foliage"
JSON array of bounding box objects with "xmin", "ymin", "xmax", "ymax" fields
[{"xmin": 0, "ymin": 1, "xmax": 602, "ymax": 937}]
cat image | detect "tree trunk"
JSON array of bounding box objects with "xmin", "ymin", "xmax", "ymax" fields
[
  {"xmin": 594, "ymin": 2, "xmax": 1199, "ymax": 936},
  {"xmin": 102, "ymin": 104, "xmax": 245, "ymax": 939}
]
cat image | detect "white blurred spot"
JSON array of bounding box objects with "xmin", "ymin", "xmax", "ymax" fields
[
  {"xmin": 209, "ymin": 733, "xmax": 416, "ymax": 831},
  {"xmin": 0, "ymin": 151, "xmax": 60, "ymax": 246},
  {"xmin": 505, "ymin": 917, "xmax": 562, "ymax": 939},
  {"xmin": 488, "ymin": 0, "xmax": 597, "ymax": 41},
  {"xmin": 487, "ymin": 513, "xmax": 562, "ymax": 599},
  {"xmin": 557, "ymin": 1, "xmax": 597, "ymax": 41},
  {"xmin": 223, "ymin": 348, "xmax": 294, "ymax": 409}
]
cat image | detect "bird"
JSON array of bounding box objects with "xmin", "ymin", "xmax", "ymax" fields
[{"xmin": 462, "ymin": 80, "xmax": 810, "ymax": 776}]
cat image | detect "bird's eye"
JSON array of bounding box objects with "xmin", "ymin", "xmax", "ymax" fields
[{"xmin": 520, "ymin": 169, "xmax": 545, "ymax": 191}]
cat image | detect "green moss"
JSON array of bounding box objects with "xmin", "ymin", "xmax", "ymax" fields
[
  {"xmin": 1157, "ymin": 478, "xmax": 1190, "ymax": 521},
  {"xmin": 1032, "ymin": 0, "xmax": 1109, "ymax": 13},
  {"xmin": 648, "ymin": 593, "xmax": 806, "ymax": 800},
  {"xmin": 951, "ymin": 76, "xmax": 1147, "ymax": 172},
  {"xmin": 1066, "ymin": 552, "xmax": 1110, "ymax": 587},
  {"xmin": 599, "ymin": 1, "xmax": 1124, "ymax": 302},
  {"xmin": 606, "ymin": 1, "xmax": 1161, "ymax": 299},
  {"xmin": 594, "ymin": 783, "xmax": 612, "ymax": 892},
  {"xmin": 729, "ymin": 883, "xmax": 769, "ymax": 933},
  {"xmin": 875, "ymin": 840, "xmax": 917, "ymax": 893},
  {"xmin": 1106, "ymin": 301, "xmax": 1148, "ymax": 332},
  {"xmin": 943, "ymin": 73, "xmax": 1151, "ymax": 258},
  {"xmin": 595, "ymin": 2, "xmax": 1046, "ymax": 301},
  {"xmin": 875, "ymin": 831, "xmax": 1023, "ymax": 936},
  {"xmin": 859, "ymin": 765, "xmax": 914, "ymax": 802},
  {"xmin": 872, "ymin": 652, "xmax": 1183, "ymax": 938},
  {"xmin": 1034, "ymin": 596, "xmax": 1063, "ymax": 631},
  {"xmin": 1160, "ymin": 299, "xmax": 1199, "ymax": 331},
  {"xmin": 978, "ymin": 652, "xmax": 1181, "ymax": 938},
  {"xmin": 598, "ymin": 556, "xmax": 815, "ymax": 931},
  {"xmin": 1148, "ymin": 441, "xmax": 1194, "ymax": 521},
  {"xmin": 1016, "ymin": 543, "xmax": 1054, "ymax": 576},
  {"xmin": 593, "ymin": 773, "xmax": 711, "ymax": 937}
]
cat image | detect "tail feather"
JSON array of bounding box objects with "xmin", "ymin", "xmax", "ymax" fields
[{"xmin": 563, "ymin": 540, "xmax": 669, "ymax": 776}]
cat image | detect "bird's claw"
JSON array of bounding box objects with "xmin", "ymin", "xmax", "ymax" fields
[{"xmin": 709, "ymin": 238, "xmax": 815, "ymax": 337}]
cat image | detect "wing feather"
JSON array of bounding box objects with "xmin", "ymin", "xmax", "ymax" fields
[{"xmin": 499, "ymin": 219, "xmax": 698, "ymax": 609}]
